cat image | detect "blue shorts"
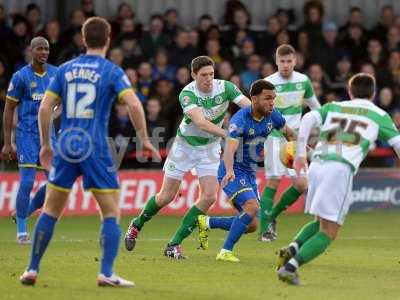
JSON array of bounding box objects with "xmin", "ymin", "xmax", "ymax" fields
[
  {"xmin": 218, "ymin": 163, "xmax": 259, "ymax": 212},
  {"xmin": 16, "ymin": 131, "xmax": 56, "ymax": 169},
  {"xmin": 48, "ymin": 153, "xmax": 119, "ymax": 193}
]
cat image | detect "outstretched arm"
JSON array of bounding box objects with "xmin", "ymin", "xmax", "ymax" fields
[{"xmin": 186, "ymin": 107, "xmax": 227, "ymax": 139}]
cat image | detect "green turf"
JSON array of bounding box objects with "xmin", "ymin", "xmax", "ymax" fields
[{"xmin": 1, "ymin": 211, "xmax": 400, "ymax": 300}]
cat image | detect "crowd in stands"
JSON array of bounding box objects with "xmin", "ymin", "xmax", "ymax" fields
[{"xmin": 0, "ymin": 0, "xmax": 400, "ymax": 167}]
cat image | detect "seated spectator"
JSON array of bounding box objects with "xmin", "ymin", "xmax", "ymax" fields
[
  {"xmin": 140, "ymin": 14, "xmax": 169, "ymax": 59},
  {"xmin": 340, "ymin": 24, "xmax": 367, "ymax": 70},
  {"xmin": 125, "ymin": 67, "xmax": 146, "ymax": 103},
  {"xmin": 386, "ymin": 26, "xmax": 400, "ymax": 52},
  {"xmin": 377, "ymin": 87, "xmax": 397, "ymax": 115},
  {"xmin": 117, "ymin": 32, "xmax": 144, "ymax": 68},
  {"xmin": 174, "ymin": 67, "xmax": 191, "ymax": 94},
  {"xmin": 109, "ymin": 102, "xmax": 135, "ymax": 153},
  {"xmin": 169, "ymin": 29, "xmax": 197, "ymax": 68},
  {"xmin": 40, "ymin": 20, "xmax": 62, "ymax": 65},
  {"xmin": 331, "ymin": 55, "xmax": 353, "ymax": 99},
  {"xmin": 308, "ymin": 63, "xmax": 331, "ymax": 92},
  {"xmin": 371, "ymin": 5, "xmax": 395, "ymax": 43},
  {"xmin": 107, "ymin": 47, "xmax": 124, "ymax": 67},
  {"xmin": 7, "ymin": 15, "xmax": 29, "ymax": 67},
  {"xmin": 296, "ymin": 30, "xmax": 311, "ymax": 65},
  {"xmin": 146, "ymin": 98, "xmax": 171, "ymax": 148},
  {"xmin": 240, "ymin": 54, "xmax": 262, "ymax": 91},
  {"xmin": 363, "ymin": 38, "xmax": 387, "ymax": 70},
  {"xmin": 26, "ymin": 3, "xmax": 43, "ymax": 37},
  {"xmin": 233, "ymin": 36, "xmax": 256, "ymax": 72},
  {"xmin": 260, "ymin": 61, "xmax": 276, "ymax": 78},
  {"xmin": 163, "ymin": 8, "xmax": 180, "ymax": 39},
  {"xmin": 59, "ymin": 9, "xmax": 86, "ymax": 47},
  {"xmin": 276, "ymin": 30, "xmax": 291, "ymax": 46},
  {"xmin": 151, "ymin": 48, "xmax": 176, "ymax": 81},
  {"xmin": 295, "ymin": 52, "xmax": 306, "ymax": 73},
  {"xmin": 338, "ymin": 7, "xmax": 368, "ymax": 40},
  {"xmin": 217, "ymin": 60, "xmax": 234, "ymax": 80},
  {"xmin": 205, "ymin": 38, "xmax": 225, "ymax": 65},
  {"xmin": 298, "ymin": 0, "xmax": 324, "ymax": 45},
  {"xmin": 311, "ymin": 80, "xmax": 323, "ymax": 101},
  {"xmin": 137, "ymin": 61, "xmax": 153, "ymax": 98},
  {"xmin": 117, "ymin": 17, "xmax": 142, "ymax": 39},
  {"xmin": 259, "ymin": 15, "xmax": 280, "ymax": 58},
  {"xmin": 111, "ymin": 2, "xmax": 136, "ymax": 36},
  {"xmin": 80, "ymin": 0, "xmax": 96, "ymax": 18},
  {"xmin": 387, "ymin": 51, "xmax": 400, "ymax": 97}
]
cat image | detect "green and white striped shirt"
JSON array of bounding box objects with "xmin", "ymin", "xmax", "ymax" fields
[{"xmin": 177, "ymin": 79, "xmax": 243, "ymax": 147}]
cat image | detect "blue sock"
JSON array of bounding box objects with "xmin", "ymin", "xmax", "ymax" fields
[
  {"xmin": 27, "ymin": 184, "xmax": 46, "ymax": 217},
  {"xmin": 223, "ymin": 212, "xmax": 253, "ymax": 251},
  {"xmin": 209, "ymin": 216, "xmax": 235, "ymax": 231},
  {"xmin": 28, "ymin": 212, "xmax": 57, "ymax": 272},
  {"xmin": 16, "ymin": 168, "xmax": 36, "ymax": 234},
  {"xmin": 100, "ymin": 217, "xmax": 121, "ymax": 277}
]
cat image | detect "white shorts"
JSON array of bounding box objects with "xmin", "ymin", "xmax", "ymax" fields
[
  {"xmin": 163, "ymin": 137, "xmax": 221, "ymax": 180},
  {"xmin": 264, "ymin": 135, "xmax": 298, "ymax": 177},
  {"xmin": 305, "ymin": 160, "xmax": 353, "ymax": 225}
]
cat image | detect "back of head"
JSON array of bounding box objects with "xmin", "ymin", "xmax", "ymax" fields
[
  {"xmin": 250, "ymin": 79, "xmax": 274, "ymax": 97},
  {"xmin": 82, "ymin": 16, "xmax": 111, "ymax": 49},
  {"xmin": 348, "ymin": 73, "xmax": 376, "ymax": 100}
]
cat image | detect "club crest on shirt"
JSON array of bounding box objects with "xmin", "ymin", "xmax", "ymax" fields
[
  {"xmin": 267, "ymin": 122, "xmax": 273, "ymax": 132},
  {"xmin": 229, "ymin": 123, "xmax": 237, "ymax": 133},
  {"xmin": 182, "ymin": 96, "xmax": 190, "ymax": 106},
  {"xmin": 296, "ymin": 83, "xmax": 303, "ymax": 90},
  {"xmin": 30, "ymin": 81, "xmax": 37, "ymax": 88},
  {"xmin": 240, "ymin": 178, "xmax": 246, "ymax": 186},
  {"xmin": 215, "ymin": 96, "xmax": 223, "ymax": 104},
  {"xmin": 248, "ymin": 128, "xmax": 255, "ymax": 136}
]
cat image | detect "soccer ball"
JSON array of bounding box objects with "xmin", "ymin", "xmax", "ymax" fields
[{"xmin": 279, "ymin": 141, "xmax": 296, "ymax": 169}]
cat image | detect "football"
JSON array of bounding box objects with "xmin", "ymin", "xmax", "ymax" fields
[{"xmin": 279, "ymin": 141, "xmax": 297, "ymax": 169}]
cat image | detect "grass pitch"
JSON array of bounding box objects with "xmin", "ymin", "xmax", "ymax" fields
[{"xmin": 1, "ymin": 211, "xmax": 400, "ymax": 300}]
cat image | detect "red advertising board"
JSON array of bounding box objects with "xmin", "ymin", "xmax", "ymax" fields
[{"xmin": 0, "ymin": 171, "xmax": 303, "ymax": 217}]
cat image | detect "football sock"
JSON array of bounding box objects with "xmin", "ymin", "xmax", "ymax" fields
[
  {"xmin": 27, "ymin": 184, "xmax": 46, "ymax": 217},
  {"xmin": 168, "ymin": 205, "xmax": 204, "ymax": 246},
  {"xmin": 16, "ymin": 168, "xmax": 36, "ymax": 234},
  {"xmin": 209, "ymin": 216, "xmax": 235, "ymax": 231},
  {"xmin": 100, "ymin": 217, "xmax": 120, "ymax": 277},
  {"xmin": 132, "ymin": 195, "xmax": 160, "ymax": 230},
  {"xmin": 28, "ymin": 213, "xmax": 57, "ymax": 272},
  {"xmin": 223, "ymin": 212, "xmax": 253, "ymax": 251},
  {"xmin": 270, "ymin": 186, "xmax": 302, "ymax": 220},
  {"xmin": 259, "ymin": 187, "xmax": 276, "ymax": 234},
  {"xmin": 294, "ymin": 231, "xmax": 332, "ymax": 266},
  {"xmin": 293, "ymin": 220, "xmax": 320, "ymax": 246}
]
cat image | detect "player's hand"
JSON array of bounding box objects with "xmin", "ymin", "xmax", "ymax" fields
[
  {"xmin": 221, "ymin": 169, "xmax": 235, "ymax": 188},
  {"xmin": 293, "ymin": 156, "xmax": 308, "ymax": 177},
  {"xmin": 142, "ymin": 140, "xmax": 162, "ymax": 162},
  {"xmin": 40, "ymin": 145, "xmax": 53, "ymax": 171},
  {"xmin": 1, "ymin": 143, "xmax": 16, "ymax": 161}
]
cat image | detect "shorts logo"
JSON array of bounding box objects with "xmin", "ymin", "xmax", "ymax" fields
[
  {"xmin": 30, "ymin": 81, "xmax": 37, "ymax": 88},
  {"xmin": 229, "ymin": 124, "xmax": 237, "ymax": 133},
  {"xmin": 167, "ymin": 162, "xmax": 176, "ymax": 171},
  {"xmin": 182, "ymin": 96, "xmax": 190, "ymax": 106},
  {"xmin": 240, "ymin": 178, "xmax": 246, "ymax": 186},
  {"xmin": 7, "ymin": 82, "xmax": 13, "ymax": 92}
]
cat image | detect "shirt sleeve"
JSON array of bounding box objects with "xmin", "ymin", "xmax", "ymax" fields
[
  {"xmin": 314, "ymin": 102, "xmax": 333, "ymax": 123},
  {"xmin": 179, "ymin": 90, "xmax": 198, "ymax": 113},
  {"xmin": 304, "ymin": 78, "xmax": 316, "ymax": 100},
  {"xmin": 6, "ymin": 72, "xmax": 23, "ymax": 103},
  {"xmin": 378, "ymin": 113, "xmax": 400, "ymax": 146},
  {"xmin": 271, "ymin": 109, "xmax": 286, "ymax": 130},
  {"xmin": 113, "ymin": 66, "xmax": 133, "ymax": 102},
  {"xmin": 224, "ymin": 80, "xmax": 244, "ymax": 104},
  {"xmin": 228, "ymin": 112, "xmax": 245, "ymax": 139},
  {"xmin": 45, "ymin": 67, "xmax": 63, "ymax": 101}
]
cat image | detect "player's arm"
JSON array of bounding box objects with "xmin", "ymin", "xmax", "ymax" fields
[
  {"xmin": 39, "ymin": 93, "xmax": 59, "ymax": 147},
  {"xmin": 304, "ymin": 78, "xmax": 321, "ymax": 110},
  {"xmin": 378, "ymin": 113, "xmax": 400, "ymax": 160},
  {"xmin": 121, "ymin": 90, "xmax": 161, "ymax": 160},
  {"xmin": 221, "ymin": 138, "xmax": 239, "ymax": 187},
  {"xmin": 294, "ymin": 110, "xmax": 322, "ymax": 175},
  {"xmin": 1, "ymin": 99, "xmax": 18, "ymax": 159},
  {"xmin": 236, "ymin": 96, "xmax": 251, "ymax": 107},
  {"xmin": 226, "ymin": 80, "xmax": 251, "ymax": 108},
  {"xmin": 187, "ymin": 107, "xmax": 227, "ymax": 138},
  {"xmin": 280, "ymin": 124, "xmax": 296, "ymax": 142}
]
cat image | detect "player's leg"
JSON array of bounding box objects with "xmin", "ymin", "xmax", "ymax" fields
[
  {"xmin": 125, "ymin": 175, "xmax": 181, "ymax": 251},
  {"xmin": 93, "ymin": 191, "xmax": 134, "ymax": 287},
  {"xmin": 27, "ymin": 170, "xmax": 49, "ymax": 217},
  {"xmin": 15, "ymin": 167, "xmax": 37, "ymax": 243},
  {"xmin": 216, "ymin": 198, "xmax": 259, "ymax": 263},
  {"xmin": 259, "ymin": 178, "xmax": 279, "ymax": 239},
  {"xmin": 165, "ymin": 175, "xmax": 218, "ymax": 258},
  {"xmin": 20, "ymin": 186, "xmax": 69, "ymax": 285}
]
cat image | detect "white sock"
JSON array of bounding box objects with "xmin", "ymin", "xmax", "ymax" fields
[{"xmin": 288, "ymin": 258, "xmax": 299, "ymax": 269}]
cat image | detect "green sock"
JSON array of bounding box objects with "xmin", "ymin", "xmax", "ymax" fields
[
  {"xmin": 168, "ymin": 205, "xmax": 204, "ymax": 246},
  {"xmin": 259, "ymin": 187, "xmax": 276, "ymax": 234},
  {"xmin": 270, "ymin": 186, "xmax": 302, "ymax": 220},
  {"xmin": 295, "ymin": 231, "xmax": 331, "ymax": 265},
  {"xmin": 132, "ymin": 195, "xmax": 160, "ymax": 230},
  {"xmin": 293, "ymin": 220, "xmax": 320, "ymax": 246}
]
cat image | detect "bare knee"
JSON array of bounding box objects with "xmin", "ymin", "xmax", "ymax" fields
[
  {"xmin": 319, "ymin": 218, "xmax": 340, "ymax": 240},
  {"xmin": 266, "ymin": 178, "xmax": 280, "ymax": 190},
  {"xmin": 246, "ymin": 218, "xmax": 258, "ymax": 233},
  {"xmin": 293, "ymin": 176, "xmax": 308, "ymax": 193},
  {"xmin": 156, "ymin": 189, "xmax": 178, "ymax": 207}
]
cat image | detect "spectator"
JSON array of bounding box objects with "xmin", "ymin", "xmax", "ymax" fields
[
  {"xmin": 308, "ymin": 63, "xmax": 331, "ymax": 92},
  {"xmin": 259, "ymin": 15, "xmax": 280, "ymax": 59},
  {"xmin": 295, "ymin": 52, "xmax": 306, "ymax": 73},
  {"xmin": 298, "ymin": 0, "xmax": 324, "ymax": 45},
  {"xmin": 7, "ymin": 16, "xmax": 29, "ymax": 68},
  {"xmin": 387, "ymin": 51, "xmax": 400, "ymax": 97},
  {"xmin": 169, "ymin": 29, "xmax": 197, "ymax": 68},
  {"xmin": 57, "ymin": 29, "xmax": 85, "ymax": 64},
  {"xmin": 125, "ymin": 68, "xmax": 146, "ymax": 103},
  {"xmin": 311, "ymin": 21, "xmax": 341, "ymax": 78},
  {"xmin": 109, "ymin": 102, "xmax": 135, "ymax": 152},
  {"xmin": 276, "ymin": 30, "xmax": 291, "ymax": 46},
  {"xmin": 224, "ymin": 8, "xmax": 256, "ymax": 49},
  {"xmin": 233, "ymin": 37, "xmax": 256, "ymax": 72},
  {"xmin": 137, "ymin": 61, "xmax": 153, "ymax": 98},
  {"xmin": 371, "ymin": 5, "xmax": 395, "ymax": 43},
  {"xmin": 276, "ymin": 8, "xmax": 297, "ymax": 32},
  {"xmin": 40, "ymin": 20, "xmax": 61, "ymax": 65},
  {"xmin": 296, "ymin": 30, "xmax": 311, "ymax": 65},
  {"xmin": 377, "ymin": 87, "xmax": 397, "ymax": 114},
  {"xmin": 145, "ymin": 98, "xmax": 171, "ymax": 148},
  {"xmin": 223, "ymin": 0, "xmax": 249, "ymax": 26},
  {"xmin": 140, "ymin": 14, "xmax": 169, "ymax": 59},
  {"xmin": 240, "ymin": 54, "xmax": 262, "ymax": 91},
  {"xmin": 174, "ymin": 66, "xmax": 191, "ymax": 94},
  {"xmin": 163, "ymin": 8, "xmax": 180, "ymax": 39},
  {"xmin": 197, "ymin": 14, "xmax": 214, "ymax": 50},
  {"xmin": 260, "ymin": 61, "xmax": 276, "ymax": 78},
  {"xmin": 364, "ymin": 38, "xmax": 387, "ymax": 70},
  {"xmin": 188, "ymin": 29, "xmax": 200, "ymax": 53},
  {"xmin": 117, "ymin": 32, "xmax": 143, "ymax": 68},
  {"xmin": 341, "ymin": 24, "xmax": 368, "ymax": 70},
  {"xmin": 26, "ymin": 3, "xmax": 43, "ymax": 37},
  {"xmin": 152, "ymin": 48, "xmax": 176, "ymax": 81},
  {"xmin": 205, "ymin": 38, "xmax": 225, "ymax": 65},
  {"xmin": 108, "ymin": 47, "xmax": 124, "ymax": 67},
  {"xmin": 311, "ymin": 80, "xmax": 323, "ymax": 100},
  {"xmin": 386, "ymin": 26, "xmax": 400, "ymax": 52},
  {"xmin": 331, "ymin": 55, "xmax": 353, "ymax": 99},
  {"xmin": 338, "ymin": 7, "xmax": 367, "ymax": 39},
  {"xmin": 59, "ymin": 9, "xmax": 86, "ymax": 47},
  {"xmin": 80, "ymin": 0, "xmax": 96, "ymax": 18},
  {"xmin": 117, "ymin": 17, "xmax": 142, "ymax": 40},
  {"xmin": 111, "ymin": 2, "xmax": 135, "ymax": 36},
  {"xmin": 217, "ymin": 60, "xmax": 234, "ymax": 80}
]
